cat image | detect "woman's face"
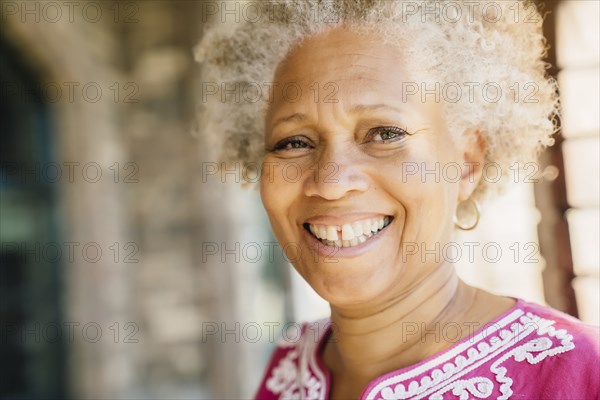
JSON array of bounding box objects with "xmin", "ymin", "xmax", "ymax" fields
[{"xmin": 260, "ymin": 27, "xmax": 483, "ymax": 308}]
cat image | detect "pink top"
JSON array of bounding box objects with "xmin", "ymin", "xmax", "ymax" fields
[{"xmin": 254, "ymin": 298, "xmax": 600, "ymax": 399}]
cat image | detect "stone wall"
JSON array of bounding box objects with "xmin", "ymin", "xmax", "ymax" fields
[{"xmin": 1, "ymin": 1, "xmax": 288, "ymax": 398}]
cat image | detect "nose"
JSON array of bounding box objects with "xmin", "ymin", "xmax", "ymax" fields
[{"xmin": 303, "ymin": 143, "xmax": 370, "ymax": 200}]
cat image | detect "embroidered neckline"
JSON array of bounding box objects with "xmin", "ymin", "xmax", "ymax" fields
[
  {"xmin": 359, "ymin": 298, "xmax": 525, "ymax": 398},
  {"xmin": 263, "ymin": 297, "xmax": 578, "ymax": 399},
  {"xmin": 358, "ymin": 298, "xmax": 578, "ymax": 399}
]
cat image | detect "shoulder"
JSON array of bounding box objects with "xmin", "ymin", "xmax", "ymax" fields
[
  {"xmin": 253, "ymin": 319, "xmax": 331, "ymax": 400},
  {"xmin": 508, "ymin": 299, "xmax": 600, "ymax": 398},
  {"xmin": 361, "ymin": 298, "xmax": 599, "ymax": 400},
  {"xmin": 518, "ymin": 298, "xmax": 599, "ymax": 355}
]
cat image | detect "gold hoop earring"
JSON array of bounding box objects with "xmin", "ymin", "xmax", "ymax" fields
[{"xmin": 453, "ymin": 198, "xmax": 480, "ymax": 231}]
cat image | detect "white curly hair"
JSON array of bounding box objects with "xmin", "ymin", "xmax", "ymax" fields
[{"xmin": 193, "ymin": 0, "xmax": 559, "ymax": 202}]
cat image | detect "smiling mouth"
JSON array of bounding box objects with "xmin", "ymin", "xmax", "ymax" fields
[{"xmin": 303, "ymin": 216, "xmax": 393, "ymax": 248}]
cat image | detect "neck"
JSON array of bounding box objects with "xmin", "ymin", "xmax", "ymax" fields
[{"xmin": 324, "ymin": 262, "xmax": 478, "ymax": 385}]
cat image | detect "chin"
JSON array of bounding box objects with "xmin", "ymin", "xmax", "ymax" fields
[{"xmin": 300, "ymin": 260, "xmax": 400, "ymax": 309}]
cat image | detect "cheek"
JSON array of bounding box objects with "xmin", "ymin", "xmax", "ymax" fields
[
  {"xmin": 381, "ymin": 144, "xmax": 457, "ymax": 237},
  {"xmin": 260, "ymin": 160, "xmax": 300, "ymax": 231},
  {"xmin": 259, "ymin": 164, "xmax": 283, "ymax": 223},
  {"xmin": 395, "ymin": 136, "xmax": 459, "ymax": 192}
]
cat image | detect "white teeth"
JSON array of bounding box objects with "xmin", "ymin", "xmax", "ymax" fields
[
  {"xmin": 326, "ymin": 226, "xmax": 339, "ymax": 241},
  {"xmin": 308, "ymin": 216, "xmax": 392, "ymax": 247},
  {"xmin": 370, "ymin": 219, "xmax": 378, "ymax": 233},
  {"xmin": 318, "ymin": 226, "xmax": 327, "ymax": 240},
  {"xmin": 362, "ymin": 220, "xmax": 371, "ymax": 234},
  {"xmin": 341, "ymin": 224, "xmax": 355, "ymax": 241},
  {"xmin": 352, "ymin": 222, "xmax": 363, "ymax": 236}
]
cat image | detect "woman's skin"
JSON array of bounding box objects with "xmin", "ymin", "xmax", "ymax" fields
[{"xmin": 260, "ymin": 26, "xmax": 517, "ymax": 399}]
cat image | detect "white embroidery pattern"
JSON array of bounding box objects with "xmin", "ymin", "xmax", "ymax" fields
[
  {"xmin": 264, "ymin": 310, "xmax": 575, "ymax": 400},
  {"xmin": 265, "ymin": 320, "xmax": 328, "ymax": 400},
  {"xmin": 429, "ymin": 377, "xmax": 494, "ymax": 400},
  {"xmin": 266, "ymin": 347, "xmax": 302, "ymax": 399},
  {"xmin": 366, "ymin": 310, "xmax": 575, "ymax": 400}
]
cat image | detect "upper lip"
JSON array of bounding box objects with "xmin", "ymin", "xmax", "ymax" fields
[{"xmin": 304, "ymin": 213, "xmax": 391, "ymax": 227}]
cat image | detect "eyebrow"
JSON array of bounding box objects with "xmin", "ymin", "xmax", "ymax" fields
[{"xmin": 270, "ymin": 104, "xmax": 404, "ymax": 130}]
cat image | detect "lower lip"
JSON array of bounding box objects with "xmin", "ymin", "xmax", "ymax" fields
[{"xmin": 302, "ymin": 220, "xmax": 393, "ymax": 260}]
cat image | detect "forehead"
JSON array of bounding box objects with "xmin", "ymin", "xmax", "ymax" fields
[
  {"xmin": 275, "ymin": 27, "xmax": 408, "ymax": 81},
  {"xmin": 266, "ymin": 28, "xmax": 440, "ymax": 127},
  {"xmin": 266, "ymin": 27, "xmax": 427, "ymax": 121}
]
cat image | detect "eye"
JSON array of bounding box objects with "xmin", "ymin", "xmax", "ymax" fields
[
  {"xmin": 365, "ymin": 126, "xmax": 409, "ymax": 143},
  {"xmin": 272, "ymin": 136, "xmax": 312, "ymax": 152}
]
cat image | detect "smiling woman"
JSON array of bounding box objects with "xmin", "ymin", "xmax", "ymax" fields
[{"xmin": 194, "ymin": 1, "xmax": 599, "ymax": 399}]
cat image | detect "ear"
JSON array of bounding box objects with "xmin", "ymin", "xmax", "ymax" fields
[{"xmin": 458, "ymin": 127, "xmax": 487, "ymax": 201}]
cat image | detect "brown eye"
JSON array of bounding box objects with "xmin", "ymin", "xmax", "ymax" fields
[
  {"xmin": 273, "ymin": 136, "xmax": 312, "ymax": 151},
  {"xmin": 367, "ymin": 126, "xmax": 409, "ymax": 143}
]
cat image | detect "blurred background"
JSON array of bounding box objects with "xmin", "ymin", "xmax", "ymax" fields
[{"xmin": 0, "ymin": 0, "xmax": 598, "ymax": 399}]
